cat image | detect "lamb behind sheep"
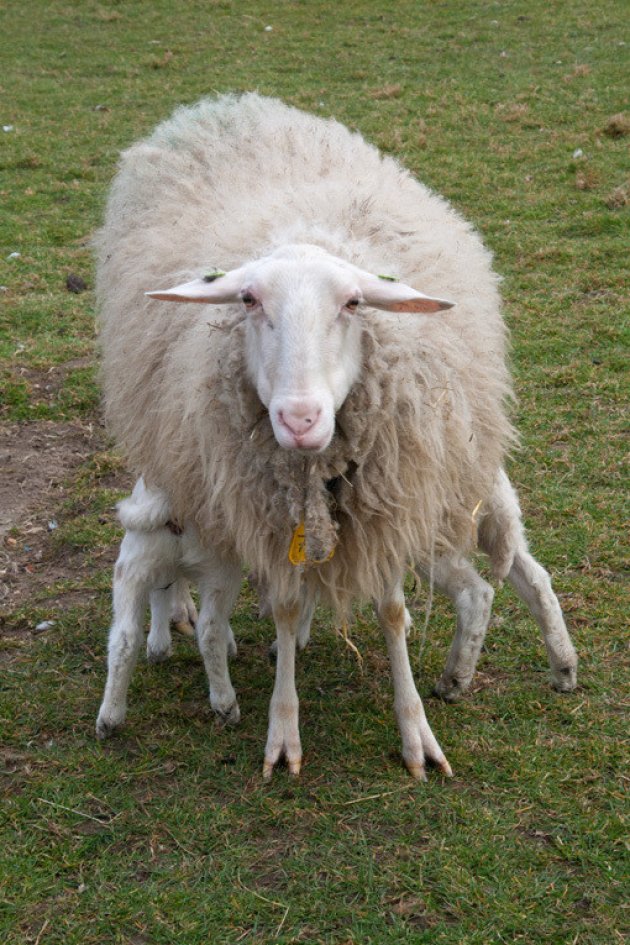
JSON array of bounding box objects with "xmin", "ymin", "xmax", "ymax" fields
[{"xmin": 95, "ymin": 93, "xmax": 577, "ymax": 779}]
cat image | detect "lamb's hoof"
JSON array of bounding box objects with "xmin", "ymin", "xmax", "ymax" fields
[
  {"xmin": 212, "ymin": 700, "xmax": 241, "ymax": 726},
  {"xmin": 147, "ymin": 644, "xmax": 172, "ymax": 664},
  {"xmin": 95, "ymin": 713, "xmax": 123, "ymax": 740},
  {"xmin": 551, "ymin": 663, "xmax": 578, "ymax": 693},
  {"xmin": 173, "ymin": 620, "xmax": 196, "ymax": 639},
  {"xmin": 433, "ymin": 674, "xmax": 469, "ymax": 703}
]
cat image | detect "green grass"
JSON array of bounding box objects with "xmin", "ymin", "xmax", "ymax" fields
[{"xmin": 0, "ymin": 1, "xmax": 627, "ymax": 942}]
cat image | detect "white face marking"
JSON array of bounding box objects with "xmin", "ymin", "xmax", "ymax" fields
[{"xmin": 243, "ymin": 255, "xmax": 363, "ymax": 452}]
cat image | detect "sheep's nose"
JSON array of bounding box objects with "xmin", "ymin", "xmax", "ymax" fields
[{"xmin": 278, "ymin": 404, "xmax": 322, "ymax": 438}]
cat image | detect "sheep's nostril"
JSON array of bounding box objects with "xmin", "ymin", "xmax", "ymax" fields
[{"xmin": 278, "ymin": 407, "xmax": 321, "ymax": 438}]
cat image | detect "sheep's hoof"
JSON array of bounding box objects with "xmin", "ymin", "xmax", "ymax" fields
[
  {"xmin": 262, "ymin": 715, "xmax": 302, "ymax": 779},
  {"xmin": 405, "ymin": 761, "xmax": 428, "ymax": 782},
  {"xmin": 173, "ymin": 619, "xmax": 196, "ymax": 639},
  {"xmin": 434, "ymin": 757, "xmax": 454, "ymax": 777},
  {"xmin": 404, "ymin": 754, "xmax": 452, "ymax": 780},
  {"xmin": 262, "ymin": 759, "xmax": 274, "ymax": 780},
  {"xmin": 147, "ymin": 644, "xmax": 172, "ymax": 664},
  {"xmin": 433, "ymin": 674, "xmax": 469, "ymax": 703},
  {"xmin": 551, "ymin": 663, "xmax": 578, "ymax": 692},
  {"xmin": 262, "ymin": 754, "xmax": 301, "ymax": 780},
  {"xmin": 213, "ymin": 700, "xmax": 241, "ymax": 726}
]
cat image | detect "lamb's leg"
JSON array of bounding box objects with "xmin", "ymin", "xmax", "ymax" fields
[
  {"xmin": 96, "ymin": 551, "xmax": 149, "ymax": 739},
  {"xmin": 479, "ymin": 469, "xmax": 578, "ymax": 691},
  {"xmin": 146, "ymin": 586, "xmax": 174, "ymax": 663},
  {"xmin": 169, "ymin": 576, "xmax": 198, "ymax": 639},
  {"xmin": 432, "ymin": 556, "xmax": 495, "ymax": 702},
  {"xmin": 376, "ymin": 581, "xmax": 452, "ymax": 780},
  {"xmin": 263, "ymin": 601, "xmax": 301, "ymax": 779},
  {"xmin": 196, "ymin": 560, "xmax": 242, "ymax": 725},
  {"xmin": 147, "ymin": 576, "xmax": 197, "ymax": 663}
]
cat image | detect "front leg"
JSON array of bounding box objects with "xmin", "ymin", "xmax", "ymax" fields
[
  {"xmin": 263, "ymin": 601, "xmax": 302, "ymax": 779},
  {"xmin": 96, "ymin": 542, "xmax": 150, "ymax": 739},
  {"xmin": 376, "ymin": 582, "xmax": 452, "ymax": 780},
  {"xmin": 268, "ymin": 583, "xmax": 316, "ymax": 658}
]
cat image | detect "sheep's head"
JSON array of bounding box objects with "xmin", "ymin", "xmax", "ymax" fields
[{"xmin": 147, "ymin": 245, "xmax": 453, "ymax": 452}]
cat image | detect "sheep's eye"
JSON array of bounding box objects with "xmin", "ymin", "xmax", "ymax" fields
[
  {"xmin": 241, "ymin": 292, "xmax": 257, "ymax": 308},
  {"xmin": 345, "ymin": 298, "xmax": 360, "ymax": 312}
]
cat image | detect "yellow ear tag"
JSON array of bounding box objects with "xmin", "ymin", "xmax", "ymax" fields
[
  {"xmin": 288, "ymin": 521, "xmax": 336, "ymax": 566},
  {"xmin": 289, "ymin": 522, "xmax": 307, "ymax": 565}
]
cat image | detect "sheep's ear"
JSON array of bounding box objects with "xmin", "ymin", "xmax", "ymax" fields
[
  {"xmin": 356, "ymin": 271, "xmax": 454, "ymax": 314},
  {"xmin": 145, "ymin": 268, "xmax": 244, "ymax": 304}
]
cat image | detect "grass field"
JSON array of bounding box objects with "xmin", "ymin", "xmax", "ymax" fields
[{"xmin": 1, "ymin": 1, "xmax": 628, "ymax": 943}]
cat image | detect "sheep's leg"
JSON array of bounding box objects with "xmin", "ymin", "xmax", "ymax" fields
[
  {"xmin": 377, "ymin": 582, "xmax": 452, "ymax": 780},
  {"xmin": 506, "ymin": 550, "xmax": 578, "ymax": 691},
  {"xmin": 479, "ymin": 469, "xmax": 578, "ymax": 692},
  {"xmin": 169, "ymin": 576, "xmax": 198, "ymax": 639},
  {"xmin": 432, "ymin": 556, "xmax": 495, "ymax": 702},
  {"xmin": 263, "ymin": 601, "xmax": 302, "ymax": 779},
  {"xmin": 196, "ymin": 561, "xmax": 242, "ymax": 725},
  {"xmin": 146, "ymin": 586, "xmax": 174, "ymax": 663},
  {"xmin": 96, "ymin": 555, "xmax": 149, "ymax": 739},
  {"xmin": 268, "ymin": 585, "xmax": 316, "ymax": 658}
]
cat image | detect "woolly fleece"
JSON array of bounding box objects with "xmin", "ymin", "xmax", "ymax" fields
[{"xmin": 96, "ymin": 93, "xmax": 515, "ymax": 612}]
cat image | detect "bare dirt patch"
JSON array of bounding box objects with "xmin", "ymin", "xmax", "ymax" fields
[
  {"xmin": 0, "ymin": 419, "xmax": 129, "ymax": 616},
  {"xmin": 0, "ymin": 419, "xmax": 101, "ymax": 538}
]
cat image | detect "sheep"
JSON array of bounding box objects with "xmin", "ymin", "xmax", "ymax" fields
[{"xmin": 94, "ymin": 93, "xmax": 577, "ymax": 779}]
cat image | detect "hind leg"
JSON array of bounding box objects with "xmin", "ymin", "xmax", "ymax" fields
[
  {"xmin": 479, "ymin": 469, "xmax": 578, "ymax": 691},
  {"xmin": 169, "ymin": 577, "xmax": 198, "ymax": 639},
  {"xmin": 432, "ymin": 555, "xmax": 495, "ymax": 702},
  {"xmin": 146, "ymin": 585, "xmax": 174, "ymax": 663},
  {"xmin": 196, "ymin": 557, "xmax": 242, "ymax": 724},
  {"xmin": 506, "ymin": 550, "xmax": 578, "ymax": 691}
]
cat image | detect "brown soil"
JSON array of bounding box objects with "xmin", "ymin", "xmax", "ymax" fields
[{"xmin": 0, "ymin": 419, "xmax": 129, "ymax": 617}]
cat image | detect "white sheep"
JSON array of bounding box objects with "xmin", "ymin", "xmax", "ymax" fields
[{"xmin": 95, "ymin": 93, "xmax": 577, "ymax": 779}]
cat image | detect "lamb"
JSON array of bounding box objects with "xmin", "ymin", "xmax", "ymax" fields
[
  {"xmin": 96, "ymin": 477, "xmax": 240, "ymax": 737},
  {"xmin": 94, "ymin": 93, "xmax": 577, "ymax": 779}
]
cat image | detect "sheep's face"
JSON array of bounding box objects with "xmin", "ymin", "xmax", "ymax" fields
[
  {"xmin": 241, "ymin": 254, "xmax": 364, "ymax": 452},
  {"xmin": 146, "ymin": 245, "xmax": 454, "ymax": 453}
]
